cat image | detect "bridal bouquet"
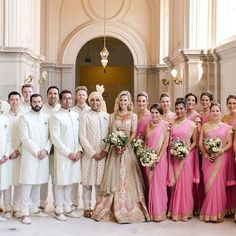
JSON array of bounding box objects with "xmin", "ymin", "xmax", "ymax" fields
[
  {"xmin": 131, "ymin": 136, "xmax": 144, "ymax": 152},
  {"xmin": 203, "ymin": 137, "xmax": 222, "ymax": 156},
  {"xmin": 103, "ymin": 130, "xmax": 129, "ymax": 153},
  {"xmin": 136, "ymin": 146, "xmax": 160, "ymax": 167},
  {"xmin": 170, "ymin": 138, "xmax": 190, "ymax": 161}
]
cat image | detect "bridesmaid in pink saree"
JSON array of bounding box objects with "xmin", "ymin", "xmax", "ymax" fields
[
  {"xmin": 136, "ymin": 91, "xmax": 151, "ymax": 137},
  {"xmin": 222, "ymin": 95, "xmax": 236, "ymax": 217},
  {"xmin": 145, "ymin": 103, "xmax": 170, "ymax": 221},
  {"xmin": 185, "ymin": 93, "xmax": 201, "ymax": 131},
  {"xmin": 168, "ymin": 98, "xmax": 199, "ymax": 221},
  {"xmin": 199, "ymin": 91, "xmax": 214, "ymax": 124},
  {"xmin": 185, "ymin": 93, "xmax": 201, "ymax": 215},
  {"xmin": 136, "ymin": 91, "xmax": 151, "ymax": 190},
  {"xmin": 160, "ymin": 93, "xmax": 175, "ymax": 123},
  {"xmin": 199, "ymin": 102, "xmax": 233, "ymax": 222},
  {"xmin": 233, "ymin": 127, "xmax": 236, "ymax": 221},
  {"xmin": 198, "ymin": 91, "xmax": 214, "ymax": 212}
]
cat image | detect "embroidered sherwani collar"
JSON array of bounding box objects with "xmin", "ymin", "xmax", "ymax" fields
[
  {"xmin": 60, "ymin": 107, "xmax": 71, "ymax": 113},
  {"xmin": 30, "ymin": 110, "xmax": 41, "ymax": 116},
  {"xmin": 9, "ymin": 110, "xmax": 21, "ymax": 117}
]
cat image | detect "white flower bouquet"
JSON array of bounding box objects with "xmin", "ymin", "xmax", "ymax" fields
[
  {"xmin": 136, "ymin": 146, "xmax": 160, "ymax": 167},
  {"xmin": 103, "ymin": 130, "xmax": 129, "ymax": 154},
  {"xmin": 131, "ymin": 136, "xmax": 144, "ymax": 152},
  {"xmin": 203, "ymin": 137, "xmax": 222, "ymax": 156},
  {"xmin": 170, "ymin": 138, "xmax": 190, "ymax": 161}
]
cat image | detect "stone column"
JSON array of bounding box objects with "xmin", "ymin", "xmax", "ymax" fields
[
  {"xmin": 134, "ymin": 66, "xmax": 148, "ymax": 98},
  {"xmin": 0, "ymin": 47, "xmax": 43, "ymax": 98},
  {"xmin": 40, "ymin": 63, "xmax": 74, "ymax": 98},
  {"xmin": 163, "ymin": 49, "xmax": 220, "ymax": 103},
  {"xmin": 215, "ymin": 39, "xmax": 236, "ymax": 112},
  {"xmin": 0, "ymin": 0, "xmax": 43, "ymax": 98}
]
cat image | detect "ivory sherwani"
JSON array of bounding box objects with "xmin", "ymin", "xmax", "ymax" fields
[
  {"xmin": 4, "ymin": 110, "xmax": 23, "ymax": 212},
  {"xmin": 50, "ymin": 108, "xmax": 83, "ymax": 186},
  {"xmin": 40, "ymin": 102, "xmax": 61, "ymax": 208},
  {"xmin": 0, "ymin": 115, "xmax": 10, "ymax": 190},
  {"xmin": 42, "ymin": 102, "xmax": 61, "ymax": 115},
  {"xmin": 19, "ymin": 111, "xmax": 51, "ymax": 184},
  {"xmin": 20, "ymin": 102, "xmax": 31, "ymax": 114},
  {"xmin": 72, "ymin": 104, "xmax": 90, "ymax": 114},
  {"xmin": 70, "ymin": 103, "xmax": 90, "ymax": 208},
  {"xmin": 80, "ymin": 110, "xmax": 109, "ymax": 186},
  {"xmin": 6, "ymin": 111, "xmax": 23, "ymax": 186},
  {"xmin": 42, "ymin": 102, "xmax": 61, "ymax": 175}
]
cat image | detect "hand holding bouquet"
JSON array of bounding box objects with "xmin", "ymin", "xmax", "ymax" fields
[
  {"xmin": 203, "ymin": 137, "xmax": 222, "ymax": 162},
  {"xmin": 136, "ymin": 146, "xmax": 160, "ymax": 168},
  {"xmin": 103, "ymin": 130, "xmax": 129, "ymax": 154},
  {"xmin": 131, "ymin": 136, "xmax": 144, "ymax": 152},
  {"xmin": 170, "ymin": 138, "xmax": 190, "ymax": 161}
]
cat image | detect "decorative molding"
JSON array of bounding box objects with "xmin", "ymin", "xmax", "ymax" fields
[
  {"xmin": 60, "ymin": 21, "xmax": 149, "ymax": 66},
  {"xmin": 0, "ymin": 46, "xmax": 45, "ymax": 61},
  {"xmin": 81, "ymin": 0, "xmax": 130, "ymax": 20},
  {"xmin": 215, "ymin": 39, "xmax": 236, "ymax": 59}
]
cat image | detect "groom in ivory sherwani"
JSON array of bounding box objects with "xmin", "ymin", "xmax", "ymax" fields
[
  {"xmin": 19, "ymin": 94, "xmax": 51, "ymax": 224},
  {"xmin": 50, "ymin": 90, "xmax": 82, "ymax": 221},
  {"xmin": 80, "ymin": 91, "xmax": 109, "ymax": 218}
]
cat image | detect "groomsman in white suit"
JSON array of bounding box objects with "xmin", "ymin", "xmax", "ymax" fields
[
  {"xmin": 20, "ymin": 84, "xmax": 34, "ymax": 113},
  {"xmin": 0, "ymin": 110, "xmax": 10, "ymax": 222},
  {"xmin": 50, "ymin": 90, "xmax": 82, "ymax": 221},
  {"xmin": 80, "ymin": 91, "xmax": 109, "ymax": 218},
  {"xmin": 40, "ymin": 86, "xmax": 61, "ymax": 212},
  {"xmin": 71, "ymin": 86, "xmax": 90, "ymax": 210},
  {"xmin": 19, "ymin": 94, "xmax": 51, "ymax": 224},
  {"xmin": 3, "ymin": 92, "xmax": 23, "ymax": 220}
]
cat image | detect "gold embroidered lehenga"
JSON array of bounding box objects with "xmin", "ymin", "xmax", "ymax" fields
[{"xmin": 92, "ymin": 112, "xmax": 150, "ymax": 223}]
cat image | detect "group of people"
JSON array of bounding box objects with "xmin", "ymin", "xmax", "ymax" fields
[{"xmin": 0, "ymin": 85, "xmax": 236, "ymax": 226}]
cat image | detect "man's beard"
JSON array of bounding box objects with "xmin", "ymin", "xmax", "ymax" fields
[{"xmin": 31, "ymin": 105, "xmax": 42, "ymax": 112}]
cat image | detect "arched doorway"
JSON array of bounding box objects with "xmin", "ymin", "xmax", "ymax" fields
[{"xmin": 75, "ymin": 37, "xmax": 134, "ymax": 113}]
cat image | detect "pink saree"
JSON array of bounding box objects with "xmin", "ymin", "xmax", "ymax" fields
[
  {"xmin": 200, "ymin": 111, "xmax": 210, "ymax": 125},
  {"xmin": 196, "ymin": 111, "xmax": 211, "ymax": 212},
  {"xmin": 168, "ymin": 118, "xmax": 199, "ymax": 221},
  {"xmin": 137, "ymin": 112, "xmax": 151, "ymax": 190},
  {"xmin": 145, "ymin": 120, "xmax": 169, "ymax": 221},
  {"xmin": 222, "ymin": 115, "xmax": 236, "ymax": 215},
  {"xmin": 187, "ymin": 110, "xmax": 201, "ymax": 214},
  {"xmin": 200, "ymin": 123, "xmax": 232, "ymax": 222},
  {"xmin": 137, "ymin": 113, "xmax": 151, "ymax": 137},
  {"xmin": 186, "ymin": 110, "xmax": 201, "ymax": 123}
]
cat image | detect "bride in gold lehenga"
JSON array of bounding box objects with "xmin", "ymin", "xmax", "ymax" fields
[{"xmin": 92, "ymin": 91, "xmax": 150, "ymax": 223}]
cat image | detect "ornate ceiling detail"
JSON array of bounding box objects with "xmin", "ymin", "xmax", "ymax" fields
[{"xmin": 81, "ymin": 0, "xmax": 130, "ymax": 20}]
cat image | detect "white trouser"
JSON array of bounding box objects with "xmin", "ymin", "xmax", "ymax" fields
[
  {"xmin": 2, "ymin": 187, "xmax": 11, "ymax": 212},
  {"xmin": 13, "ymin": 184, "xmax": 21, "ymax": 212},
  {"xmin": 71, "ymin": 183, "xmax": 79, "ymax": 206},
  {"xmin": 82, "ymin": 185, "xmax": 100, "ymax": 209},
  {"xmin": 21, "ymin": 184, "xmax": 41, "ymax": 216},
  {"xmin": 4, "ymin": 185, "xmax": 22, "ymax": 212},
  {"xmin": 55, "ymin": 185, "xmax": 72, "ymax": 214},
  {"xmin": 40, "ymin": 176, "xmax": 56, "ymax": 208}
]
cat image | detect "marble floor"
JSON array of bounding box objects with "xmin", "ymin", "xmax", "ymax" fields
[
  {"xmin": 1, "ymin": 183, "xmax": 236, "ymax": 236},
  {"xmin": 1, "ymin": 211, "xmax": 236, "ymax": 236}
]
